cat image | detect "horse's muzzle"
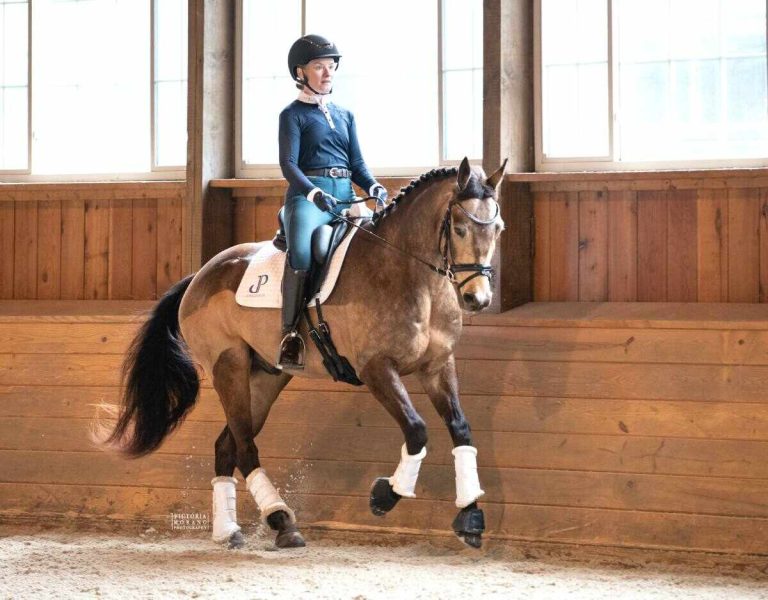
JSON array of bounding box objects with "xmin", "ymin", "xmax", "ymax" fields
[{"xmin": 461, "ymin": 292, "xmax": 491, "ymax": 312}]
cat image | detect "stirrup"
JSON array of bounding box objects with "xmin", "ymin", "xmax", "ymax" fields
[{"xmin": 277, "ymin": 331, "xmax": 306, "ymax": 370}]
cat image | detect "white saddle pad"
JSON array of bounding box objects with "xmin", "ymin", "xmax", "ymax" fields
[{"xmin": 235, "ymin": 225, "xmax": 359, "ymax": 309}]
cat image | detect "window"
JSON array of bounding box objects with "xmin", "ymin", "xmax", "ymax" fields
[
  {"xmin": 0, "ymin": 0, "xmax": 187, "ymax": 180},
  {"xmin": 536, "ymin": 0, "xmax": 768, "ymax": 170},
  {"xmin": 0, "ymin": 0, "xmax": 29, "ymax": 171},
  {"xmin": 238, "ymin": 0, "xmax": 482, "ymax": 175}
]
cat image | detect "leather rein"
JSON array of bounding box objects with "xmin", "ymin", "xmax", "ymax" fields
[{"xmin": 331, "ymin": 195, "xmax": 500, "ymax": 290}]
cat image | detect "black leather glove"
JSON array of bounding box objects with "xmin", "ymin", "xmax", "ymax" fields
[{"xmin": 312, "ymin": 190, "xmax": 338, "ymax": 212}]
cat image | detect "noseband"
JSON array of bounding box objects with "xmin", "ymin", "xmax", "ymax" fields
[{"xmin": 439, "ymin": 198, "xmax": 500, "ymax": 291}]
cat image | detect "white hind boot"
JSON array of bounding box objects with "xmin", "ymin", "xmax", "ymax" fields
[{"xmin": 211, "ymin": 476, "xmax": 242, "ymax": 544}]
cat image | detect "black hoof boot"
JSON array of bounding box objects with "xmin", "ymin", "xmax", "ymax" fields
[
  {"xmin": 452, "ymin": 502, "xmax": 485, "ymax": 549},
  {"xmin": 227, "ymin": 530, "xmax": 246, "ymax": 549},
  {"xmin": 267, "ymin": 510, "xmax": 306, "ymax": 549},
  {"xmin": 369, "ymin": 477, "xmax": 402, "ymax": 516}
]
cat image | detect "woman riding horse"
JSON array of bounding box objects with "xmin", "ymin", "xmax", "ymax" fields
[{"xmin": 278, "ymin": 34, "xmax": 388, "ymax": 370}]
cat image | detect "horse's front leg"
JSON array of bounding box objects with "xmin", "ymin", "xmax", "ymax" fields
[
  {"xmin": 361, "ymin": 358, "xmax": 429, "ymax": 517},
  {"xmin": 418, "ymin": 355, "xmax": 486, "ymax": 549}
]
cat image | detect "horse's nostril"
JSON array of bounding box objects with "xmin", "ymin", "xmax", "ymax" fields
[{"xmin": 462, "ymin": 293, "xmax": 475, "ymax": 305}]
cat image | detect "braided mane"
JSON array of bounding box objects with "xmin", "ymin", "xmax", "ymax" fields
[{"xmin": 372, "ymin": 167, "xmax": 458, "ymax": 226}]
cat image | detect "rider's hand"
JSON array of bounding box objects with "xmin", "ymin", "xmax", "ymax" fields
[
  {"xmin": 371, "ymin": 183, "xmax": 388, "ymax": 206},
  {"xmin": 312, "ymin": 190, "xmax": 338, "ymax": 212}
]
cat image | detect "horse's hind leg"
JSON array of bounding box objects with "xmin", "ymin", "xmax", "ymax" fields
[
  {"xmin": 418, "ymin": 355, "xmax": 485, "ymax": 549},
  {"xmin": 212, "ymin": 344, "xmax": 304, "ymax": 549},
  {"xmin": 248, "ymin": 366, "xmax": 305, "ymax": 549},
  {"xmin": 211, "ymin": 426, "xmax": 246, "ymax": 548},
  {"xmin": 361, "ymin": 359, "xmax": 429, "ymax": 517}
]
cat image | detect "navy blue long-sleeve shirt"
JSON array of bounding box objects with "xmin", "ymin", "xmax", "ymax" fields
[{"xmin": 278, "ymin": 100, "xmax": 377, "ymax": 198}]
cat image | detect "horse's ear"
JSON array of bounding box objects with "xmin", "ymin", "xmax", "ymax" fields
[
  {"xmin": 486, "ymin": 158, "xmax": 508, "ymax": 191},
  {"xmin": 457, "ymin": 157, "xmax": 472, "ymax": 191}
]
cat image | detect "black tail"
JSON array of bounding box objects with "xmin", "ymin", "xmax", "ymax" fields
[{"xmin": 104, "ymin": 274, "xmax": 199, "ymax": 457}]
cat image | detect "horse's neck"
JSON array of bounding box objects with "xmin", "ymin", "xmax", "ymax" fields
[{"xmin": 378, "ymin": 180, "xmax": 451, "ymax": 260}]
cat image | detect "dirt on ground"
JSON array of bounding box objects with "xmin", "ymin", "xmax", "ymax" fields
[{"xmin": 1, "ymin": 522, "xmax": 767, "ymax": 599}]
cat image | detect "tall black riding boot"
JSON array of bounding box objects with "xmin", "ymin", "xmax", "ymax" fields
[{"xmin": 277, "ymin": 265, "xmax": 309, "ymax": 370}]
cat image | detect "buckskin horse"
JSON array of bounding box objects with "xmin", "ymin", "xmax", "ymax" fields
[{"xmin": 102, "ymin": 157, "xmax": 507, "ymax": 550}]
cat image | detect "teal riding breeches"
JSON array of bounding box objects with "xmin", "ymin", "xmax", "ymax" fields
[{"xmin": 283, "ymin": 175, "xmax": 355, "ymax": 270}]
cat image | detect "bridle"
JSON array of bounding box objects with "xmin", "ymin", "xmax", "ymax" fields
[
  {"xmin": 331, "ymin": 193, "xmax": 500, "ymax": 291},
  {"xmin": 439, "ymin": 198, "xmax": 499, "ymax": 290}
]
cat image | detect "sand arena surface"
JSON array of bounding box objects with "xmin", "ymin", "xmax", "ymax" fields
[{"xmin": 1, "ymin": 524, "xmax": 767, "ymax": 599}]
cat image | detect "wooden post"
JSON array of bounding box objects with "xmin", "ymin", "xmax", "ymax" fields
[
  {"xmin": 184, "ymin": 0, "xmax": 235, "ymax": 275},
  {"xmin": 483, "ymin": 0, "xmax": 535, "ymax": 312}
]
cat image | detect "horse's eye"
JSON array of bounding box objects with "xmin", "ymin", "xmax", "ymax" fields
[{"xmin": 453, "ymin": 226, "xmax": 467, "ymax": 238}]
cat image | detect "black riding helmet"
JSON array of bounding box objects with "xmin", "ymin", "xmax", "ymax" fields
[{"xmin": 288, "ymin": 34, "xmax": 341, "ymax": 89}]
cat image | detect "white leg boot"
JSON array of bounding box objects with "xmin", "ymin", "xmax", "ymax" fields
[
  {"xmin": 211, "ymin": 476, "xmax": 243, "ymax": 546},
  {"xmin": 388, "ymin": 444, "xmax": 427, "ymax": 498},
  {"xmin": 245, "ymin": 468, "xmax": 296, "ymax": 525},
  {"xmin": 452, "ymin": 446, "xmax": 485, "ymax": 508}
]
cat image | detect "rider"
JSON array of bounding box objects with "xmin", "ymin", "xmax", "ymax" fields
[{"xmin": 277, "ymin": 34, "xmax": 388, "ymax": 370}]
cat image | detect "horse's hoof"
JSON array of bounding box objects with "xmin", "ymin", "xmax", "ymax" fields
[
  {"xmin": 227, "ymin": 530, "xmax": 246, "ymax": 549},
  {"xmin": 369, "ymin": 477, "xmax": 401, "ymax": 516},
  {"xmin": 456, "ymin": 532, "xmax": 483, "ymax": 549},
  {"xmin": 275, "ymin": 529, "xmax": 306, "ymax": 549},
  {"xmin": 452, "ymin": 504, "xmax": 485, "ymax": 550}
]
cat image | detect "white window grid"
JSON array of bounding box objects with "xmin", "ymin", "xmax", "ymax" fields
[
  {"xmin": 0, "ymin": 0, "xmax": 186, "ymax": 182},
  {"xmin": 533, "ymin": 0, "xmax": 768, "ymax": 172},
  {"xmin": 235, "ymin": 0, "xmax": 483, "ymax": 179}
]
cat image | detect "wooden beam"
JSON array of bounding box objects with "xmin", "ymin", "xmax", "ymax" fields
[{"xmin": 184, "ymin": 0, "xmax": 235, "ymax": 274}]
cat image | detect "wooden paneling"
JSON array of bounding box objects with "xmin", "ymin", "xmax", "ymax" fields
[
  {"xmin": 1, "ymin": 300, "xmax": 767, "ymax": 555},
  {"xmin": 697, "ymin": 189, "xmax": 729, "ymax": 302},
  {"xmin": 0, "ymin": 201, "xmax": 14, "ymax": 299},
  {"xmin": 578, "ymin": 191, "xmax": 608, "ymax": 301},
  {"xmin": 549, "ymin": 192, "xmax": 579, "ymax": 300},
  {"xmin": 607, "ymin": 191, "xmax": 637, "ymax": 301},
  {"xmin": 13, "ymin": 199, "xmax": 37, "ymax": 299},
  {"xmin": 533, "ymin": 182, "xmax": 768, "ymax": 302},
  {"xmin": 0, "ymin": 183, "xmax": 185, "ymax": 300}
]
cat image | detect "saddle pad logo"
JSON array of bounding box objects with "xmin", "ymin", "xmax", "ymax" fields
[{"xmin": 248, "ymin": 274, "xmax": 270, "ymax": 295}]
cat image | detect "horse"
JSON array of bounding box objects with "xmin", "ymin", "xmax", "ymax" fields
[{"xmin": 102, "ymin": 157, "xmax": 507, "ymax": 550}]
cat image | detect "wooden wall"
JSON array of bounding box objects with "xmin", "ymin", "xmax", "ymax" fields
[
  {"xmin": 1, "ymin": 300, "xmax": 767, "ymax": 555},
  {"xmin": 0, "ymin": 183, "xmax": 185, "ymax": 300},
  {"xmin": 526, "ymin": 171, "xmax": 768, "ymax": 303}
]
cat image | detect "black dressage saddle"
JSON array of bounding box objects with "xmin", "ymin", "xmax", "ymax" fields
[{"xmin": 272, "ymin": 206, "xmax": 350, "ymax": 299}]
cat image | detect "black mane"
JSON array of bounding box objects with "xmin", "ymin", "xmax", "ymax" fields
[{"xmin": 372, "ymin": 167, "xmax": 494, "ymax": 227}]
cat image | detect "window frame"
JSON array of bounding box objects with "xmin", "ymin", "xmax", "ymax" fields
[
  {"xmin": 234, "ymin": 0, "xmax": 482, "ymax": 179},
  {"xmin": 0, "ymin": 0, "xmax": 186, "ymax": 183},
  {"xmin": 534, "ymin": 0, "xmax": 768, "ymax": 172}
]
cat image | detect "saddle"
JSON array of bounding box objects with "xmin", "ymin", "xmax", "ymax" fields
[
  {"xmin": 272, "ymin": 206, "xmax": 363, "ymax": 386},
  {"xmin": 272, "ymin": 206, "xmax": 351, "ymax": 299}
]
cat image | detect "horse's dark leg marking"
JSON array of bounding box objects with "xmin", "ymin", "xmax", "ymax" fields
[
  {"xmin": 213, "ymin": 346, "xmax": 260, "ymax": 478},
  {"xmin": 418, "ymin": 356, "xmax": 472, "ymax": 447},
  {"xmin": 362, "ymin": 358, "xmax": 428, "ymax": 516},
  {"xmin": 362, "ymin": 358, "xmax": 428, "ymax": 454},
  {"xmin": 418, "ymin": 355, "xmax": 485, "ymax": 549},
  {"xmin": 214, "ymin": 426, "xmax": 237, "ymax": 477}
]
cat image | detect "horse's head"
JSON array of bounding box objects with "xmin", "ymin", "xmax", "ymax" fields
[{"xmin": 443, "ymin": 157, "xmax": 507, "ymax": 313}]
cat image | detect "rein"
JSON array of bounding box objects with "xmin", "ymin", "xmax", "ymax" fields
[{"xmin": 331, "ymin": 194, "xmax": 499, "ymax": 289}]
